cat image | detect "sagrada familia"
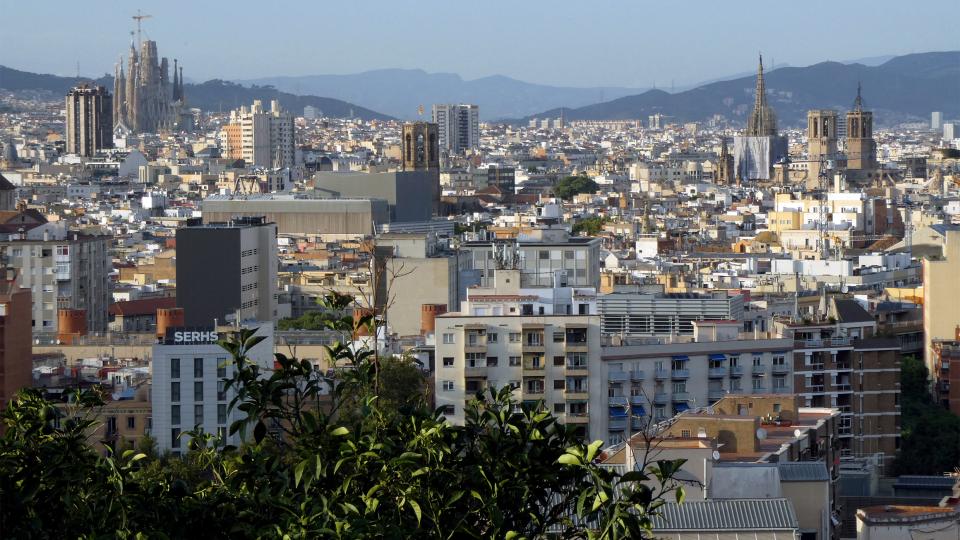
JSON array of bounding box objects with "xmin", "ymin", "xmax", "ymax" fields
[{"xmin": 113, "ymin": 39, "xmax": 187, "ymax": 133}]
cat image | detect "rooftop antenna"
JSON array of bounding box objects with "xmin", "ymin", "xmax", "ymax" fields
[{"xmin": 132, "ymin": 9, "xmax": 152, "ymax": 47}]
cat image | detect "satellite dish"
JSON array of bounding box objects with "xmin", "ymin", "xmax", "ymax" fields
[
  {"xmin": 841, "ymin": 285, "xmax": 849, "ymax": 294},
  {"xmin": 712, "ymin": 450, "xmax": 721, "ymax": 462},
  {"xmin": 756, "ymin": 428, "xmax": 767, "ymax": 440}
]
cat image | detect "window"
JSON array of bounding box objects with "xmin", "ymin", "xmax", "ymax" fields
[
  {"xmin": 672, "ymin": 382, "xmax": 686, "ymax": 393},
  {"xmin": 194, "ymin": 358, "xmax": 204, "ymax": 378},
  {"xmin": 554, "ymin": 403, "xmax": 565, "ymax": 414},
  {"xmin": 194, "ymin": 381, "xmax": 203, "ymax": 401},
  {"xmin": 752, "ymin": 377, "xmax": 764, "ymax": 390},
  {"xmin": 442, "ymin": 381, "xmax": 455, "ymax": 391},
  {"xmin": 194, "ymin": 405, "xmax": 204, "ymax": 425},
  {"xmin": 218, "ymin": 404, "xmax": 227, "ymax": 424},
  {"xmin": 486, "ymin": 356, "xmax": 499, "ymax": 367},
  {"xmin": 106, "ymin": 417, "xmax": 117, "ymax": 435},
  {"xmin": 171, "ymin": 405, "xmax": 180, "ymax": 425},
  {"xmin": 731, "ymin": 379, "xmax": 742, "ymax": 391},
  {"xmin": 553, "ymin": 331, "xmax": 564, "ymax": 343},
  {"xmin": 171, "ymin": 358, "xmax": 180, "ymax": 379},
  {"xmin": 671, "ymin": 359, "xmax": 686, "ymax": 371},
  {"xmin": 127, "ymin": 416, "xmax": 135, "ymax": 429},
  {"xmin": 567, "ymin": 352, "xmax": 588, "ymax": 368},
  {"xmin": 171, "ymin": 428, "xmax": 181, "ymax": 449},
  {"xmin": 729, "ymin": 355, "xmax": 740, "ymax": 367},
  {"xmin": 171, "ymin": 382, "xmax": 180, "ymax": 402},
  {"xmin": 773, "ymin": 403, "xmax": 782, "ymax": 413},
  {"xmin": 538, "ymin": 250, "xmax": 549, "ymax": 260},
  {"xmin": 709, "ymin": 357, "xmax": 724, "ymax": 369},
  {"xmin": 440, "ymin": 405, "xmax": 455, "ymax": 415},
  {"xmin": 442, "ymin": 357, "xmax": 455, "ymax": 367},
  {"xmin": 753, "ymin": 355, "xmax": 762, "ymax": 367},
  {"xmin": 773, "ymin": 376, "xmax": 787, "ymax": 389},
  {"xmin": 217, "ymin": 380, "xmax": 227, "ymax": 401},
  {"xmin": 442, "ymin": 333, "xmax": 455, "ymax": 344},
  {"xmin": 654, "ymin": 406, "xmax": 666, "ymax": 420},
  {"xmin": 553, "ymin": 355, "xmax": 564, "ymax": 366},
  {"xmin": 487, "ymin": 332, "xmax": 498, "ymax": 343},
  {"xmin": 509, "ymin": 356, "xmax": 521, "ymax": 367},
  {"xmin": 217, "ymin": 426, "xmax": 227, "ymax": 442},
  {"xmin": 553, "ymin": 379, "xmax": 565, "ymax": 390},
  {"xmin": 217, "ymin": 358, "xmax": 227, "ymax": 378},
  {"xmin": 773, "ymin": 355, "xmax": 786, "ymax": 366},
  {"xmin": 466, "ymin": 352, "xmax": 484, "ymax": 367},
  {"xmin": 509, "ymin": 332, "xmax": 521, "ymax": 343},
  {"xmin": 681, "ymin": 430, "xmax": 691, "ymax": 438}
]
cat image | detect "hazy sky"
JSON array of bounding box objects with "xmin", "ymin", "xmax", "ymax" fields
[{"xmin": 3, "ymin": 0, "xmax": 958, "ymax": 88}]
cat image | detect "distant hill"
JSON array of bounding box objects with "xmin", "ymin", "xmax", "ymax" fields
[
  {"xmin": 0, "ymin": 65, "xmax": 391, "ymax": 120},
  {"xmin": 238, "ymin": 69, "xmax": 642, "ymax": 121},
  {"xmin": 520, "ymin": 52, "xmax": 960, "ymax": 127}
]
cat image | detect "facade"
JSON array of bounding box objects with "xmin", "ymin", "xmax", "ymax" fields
[
  {"xmin": 224, "ymin": 100, "xmax": 295, "ymax": 169},
  {"xmin": 0, "ymin": 273, "xmax": 31, "ymax": 413},
  {"xmin": 597, "ymin": 291, "xmax": 744, "ymax": 337},
  {"xmin": 432, "ymin": 103, "xmax": 480, "ymax": 154},
  {"xmin": 176, "ymin": 217, "xmax": 278, "ymax": 327},
  {"xmin": 599, "ymin": 332, "xmax": 794, "ymax": 445},
  {"xmin": 65, "ymin": 85, "xmax": 113, "ymax": 157},
  {"xmin": 434, "ymin": 268, "xmax": 600, "ymax": 440},
  {"xmin": 202, "ymin": 194, "xmax": 389, "ymax": 237},
  {"xmin": 923, "ymin": 226, "xmax": 960, "ymax": 375},
  {"xmin": 312, "ymin": 170, "xmax": 438, "ymax": 222},
  {"xmin": 649, "ymin": 499, "xmax": 800, "ymax": 539},
  {"xmin": 114, "ymin": 39, "xmax": 185, "ymax": 133},
  {"xmin": 856, "ymin": 506, "xmax": 959, "ymax": 540},
  {"xmin": 151, "ymin": 323, "xmax": 274, "ymax": 454},
  {"xmin": 0, "ymin": 229, "xmax": 111, "ymax": 334},
  {"xmin": 932, "ymin": 335, "xmax": 960, "ymax": 415},
  {"xmin": 460, "ymin": 229, "xmax": 602, "ymax": 290},
  {"xmin": 733, "ymin": 56, "xmax": 788, "ymax": 181},
  {"xmin": 401, "ymin": 122, "xmax": 439, "ymax": 172}
]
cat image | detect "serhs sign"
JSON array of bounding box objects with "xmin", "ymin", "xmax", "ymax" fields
[{"xmin": 165, "ymin": 327, "xmax": 219, "ymax": 345}]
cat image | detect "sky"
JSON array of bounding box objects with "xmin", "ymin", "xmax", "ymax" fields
[{"xmin": 2, "ymin": 0, "xmax": 959, "ymax": 88}]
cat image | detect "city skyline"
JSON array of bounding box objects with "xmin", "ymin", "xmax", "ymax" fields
[{"xmin": 2, "ymin": 0, "xmax": 958, "ymax": 88}]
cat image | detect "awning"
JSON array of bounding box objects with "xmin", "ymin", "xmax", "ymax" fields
[
  {"xmin": 674, "ymin": 403, "xmax": 690, "ymax": 413},
  {"xmin": 709, "ymin": 354, "xmax": 726, "ymax": 361},
  {"xmin": 671, "ymin": 355, "xmax": 690, "ymax": 361},
  {"xmin": 632, "ymin": 405, "xmax": 647, "ymax": 417},
  {"xmin": 609, "ymin": 406, "xmax": 627, "ymax": 418}
]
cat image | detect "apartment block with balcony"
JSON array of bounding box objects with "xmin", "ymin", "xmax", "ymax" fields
[
  {"xmin": 932, "ymin": 331, "xmax": 960, "ymax": 416},
  {"xmin": 598, "ymin": 321, "xmax": 794, "ymax": 446},
  {"xmin": 776, "ymin": 300, "xmax": 900, "ymax": 469},
  {"xmin": 434, "ymin": 268, "xmax": 600, "ymax": 440}
]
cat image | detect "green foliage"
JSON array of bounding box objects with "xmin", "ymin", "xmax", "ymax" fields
[
  {"xmin": 0, "ymin": 293, "xmax": 683, "ymax": 538},
  {"xmin": 555, "ymin": 175, "xmax": 599, "ymax": 200},
  {"xmin": 278, "ymin": 311, "xmax": 333, "ymax": 331},
  {"xmin": 892, "ymin": 355, "xmax": 960, "ymax": 475},
  {"xmin": 572, "ymin": 215, "xmax": 608, "ymax": 236}
]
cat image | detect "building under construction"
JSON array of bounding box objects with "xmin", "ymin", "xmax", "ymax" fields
[{"xmin": 113, "ymin": 36, "xmax": 187, "ymax": 133}]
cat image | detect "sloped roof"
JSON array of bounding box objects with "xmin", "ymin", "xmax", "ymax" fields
[
  {"xmin": 651, "ymin": 498, "xmax": 798, "ymax": 531},
  {"xmin": 0, "ymin": 173, "xmax": 14, "ymax": 191},
  {"xmin": 833, "ymin": 298, "xmax": 874, "ymax": 324},
  {"xmin": 778, "ymin": 461, "xmax": 830, "ymax": 482}
]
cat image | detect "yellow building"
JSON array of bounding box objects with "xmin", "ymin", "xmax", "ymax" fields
[{"xmin": 923, "ymin": 227, "xmax": 960, "ymax": 374}]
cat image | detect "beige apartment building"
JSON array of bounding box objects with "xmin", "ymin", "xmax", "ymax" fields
[
  {"xmin": 434, "ymin": 268, "xmax": 600, "ymax": 440},
  {"xmin": 923, "ymin": 226, "xmax": 960, "ymax": 375}
]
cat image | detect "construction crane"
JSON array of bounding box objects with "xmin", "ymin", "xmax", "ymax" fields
[{"xmin": 132, "ymin": 10, "xmax": 152, "ymax": 46}]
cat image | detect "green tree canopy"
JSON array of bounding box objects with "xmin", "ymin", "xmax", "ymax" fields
[
  {"xmin": 891, "ymin": 355, "xmax": 960, "ymax": 475},
  {"xmin": 555, "ymin": 175, "xmax": 599, "ymax": 200}
]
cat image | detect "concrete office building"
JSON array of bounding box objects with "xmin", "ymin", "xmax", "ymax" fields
[
  {"xmin": 434, "ymin": 268, "xmax": 600, "ymax": 439},
  {"xmin": 931, "ymin": 111, "xmax": 943, "ymax": 131},
  {"xmin": 151, "ymin": 323, "xmax": 274, "ymax": 453},
  {"xmin": 223, "ymin": 100, "xmax": 295, "ymax": 169},
  {"xmin": 460, "ymin": 228, "xmax": 602, "ymax": 290},
  {"xmin": 432, "ymin": 104, "xmax": 479, "ymax": 154},
  {"xmin": 597, "ymin": 291, "xmax": 744, "ymax": 337},
  {"xmin": 0, "ymin": 271, "xmax": 31, "ymax": 413},
  {"xmin": 599, "ymin": 321, "xmax": 794, "ymax": 445},
  {"xmin": 0, "ymin": 226, "xmax": 111, "ymax": 334},
  {"xmin": 65, "ymin": 85, "xmax": 113, "ymax": 157},
  {"xmin": 202, "ymin": 194, "xmax": 389, "ymax": 237},
  {"xmin": 176, "ymin": 217, "xmax": 278, "ymax": 327},
  {"xmin": 312, "ymin": 171, "xmax": 438, "ymax": 223}
]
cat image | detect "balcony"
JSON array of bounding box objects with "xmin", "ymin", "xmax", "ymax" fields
[
  {"xmin": 834, "ymin": 383, "xmax": 852, "ymax": 392},
  {"xmin": 729, "ymin": 366, "xmax": 743, "ymax": 377},
  {"xmin": 608, "ymin": 395, "xmax": 628, "ymax": 407},
  {"xmin": 524, "ymin": 385, "xmax": 545, "ymax": 397},
  {"xmin": 772, "ymin": 364, "xmax": 790, "ymax": 374},
  {"xmin": 752, "ymin": 365, "xmax": 766, "ymax": 375},
  {"xmin": 671, "ymin": 369, "xmax": 690, "ymax": 379},
  {"xmin": 565, "ymin": 390, "xmax": 589, "ymax": 401},
  {"xmin": 654, "ymin": 369, "xmax": 670, "ymax": 380},
  {"xmin": 608, "ymin": 370, "xmax": 629, "ymax": 383},
  {"xmin": 795, "ymin": 337, "xmax": 851, "ymax": 350},
  {"xmin": 630, "ymin": 394, "xmax": 646, "ymax": 406},
  {"xmin": 772, "ymin": 386, "xmax": 791, "ymax": 394},
  {"xmin": 630, "ymin": 370, "xmax": 645, "ymax": 381},
  {"xmin": 708, "ymin": 389, "xmax": 726, "ymax": 401},
  {"xmin": 464, "ymin": 366, "xmax": 487, "ymax": 378},
  {"xmin": 727, "ymin": 387, "xmax": 744, "ymax": 394},
  {"xmin": 807, "ymin": 384, "xmax": 825, "ymax": 393},
  {"xmin": 671, "ymin": 392, "xmax": 690, "ymax": 402},
  {"xmin": 566, "ymin": 364, "xmax": 589, "ymax": 376},
  {"xmin": 522, "ymin": 365, "xmax": 545, "ymax": 377},
  {"xmin": 708, "ymin": 367, "xmax": 727, "ymax": 378},
  {"xmin": 565, "ymin": 413, "xmax": 589, "ymax": 424},
  {"xmin": 653, "ymin": 392, "xmax": 669, "ymax": 404},
  {"xmin": 608, "ymin": 418, "xmax": 627, "ymax": 431}
]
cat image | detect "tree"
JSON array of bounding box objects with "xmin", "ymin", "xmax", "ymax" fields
[
  {"xmin": 555, "ymin": 175, "xmax": 599, "ymax": 200},
  {"xmin": 572, "ymin": 215, "xmax": 608, "ymax": 236},
  {"xmin": 891, "ymin": 355, "xmax": 960, "ymax": 475},
  {"xmin": 0, "ymin": 293, "xmax": 684, "ymax": 538}
]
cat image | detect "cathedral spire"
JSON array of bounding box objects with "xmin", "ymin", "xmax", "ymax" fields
[
  {"xmin": 853, "ymin": 81, "xmax": 863, "ymax": 111},
  {"xmin": 746, "ymin": 53, "xmax": 778, "ymax": 137}
]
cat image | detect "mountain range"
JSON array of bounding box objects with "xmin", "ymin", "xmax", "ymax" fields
[
  {"xmin": 521, "ymin": 52, "xmax": 960, "ymax": 126},
  {"xmin": 2, "ymin": 51, "xmax": 957, "ymax": 126},
  {"xmin": 238, "ymin": 69, "xmax": 641, "ymax": 120},
  {"xmin": 0, "ymin": 65, "xmax": 391, "ymax": 121}
]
